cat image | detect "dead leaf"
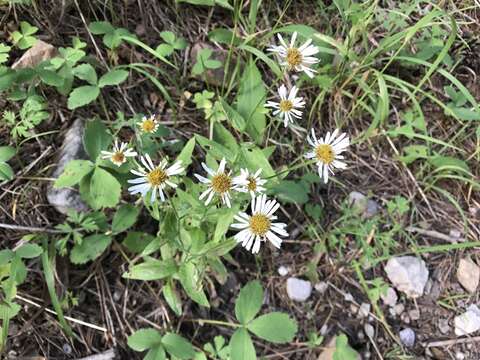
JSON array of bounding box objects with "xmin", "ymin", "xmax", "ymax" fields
[{"xmin": 12, "ymin": 40, "xmax": 57, "ymax": 69}]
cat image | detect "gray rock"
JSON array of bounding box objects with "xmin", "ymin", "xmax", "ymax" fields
[
  {"xmin": 47, "ymin": 119, "xmax": 88, "ymax": 214},
  {"xmin": 438, "ymin": 318, "xmax": 450, "ymax": 334},
  {"xmin": 286, "ymin": 277, "xmax": 312, "ymax": 302},
  {"xmin": 348, "ymin": 191, "xmax": 379, "ymax": 218},
  {"xmin": 454, "ymin": 305, "xmax": 480, "ymax": 336},
  {"xmin": 314, "ymin": 281, "xmax": 328, "ymax": 294},
  {"xmin": 399, "ymin": 328, "xmax": 415, "ymax": 347},
  {"xmin": 408, "ymin": 309, "xmax": 420, "ymax": 321},
  {"xmin": 364, "ymin": 323, "xmax": 375, "ymax": 338},
  {"xmin": 385, "ymin": 256, "xmax": 429, "ymax": 298},
  {"xmin": 278, "ymin": 266, "xmax": 289, "ymax": 276},
  {"xmin": 457, "ymin": 258, "xmax": 480, "ymax": 293},
  {"xmin": 358, "ymin": 303, "xmax": 371, "ymax": 318},
  {"xmin": 394, "ymin": 303, "xmax": 405, "ymax": 315},
  {"xmin": 381, "ymin": 287, "xmax": 398, "ymax": 307}
]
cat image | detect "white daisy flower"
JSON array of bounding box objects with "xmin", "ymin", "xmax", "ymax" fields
[
  {"xmin": 194, "ymin": 158, "xmax": 237, "ymax": 208},
  {"xmin": 305, "ymin": 128, "xmax": 349, "ymax": 184},
  {"xmin": 100, "ymin": 140, "xmax": 137, "ymax": 166},
  {"xmin": 127, "ymin": 154, "xmax": 184, "ymax": 202},
  {"xmin": 267, "ymin": 32, "xmax": 320, "ymax": 78},
  {"xmin": 266, "ymin": 85, "xmax": 305, "ymax": 127},
  {"xmin": 231, "ymin": 194, "xmax": 288, "ymax": 254},
  {"xmin": 233, "ymin": 168, "xmax": 267, "ymax": 197},
  {"xmin": 138, "ymin": 115, "xmax": 159, "ymax": 134}
]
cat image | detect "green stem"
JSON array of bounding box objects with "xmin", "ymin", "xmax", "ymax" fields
[{"xmin": 192, "ymin": 319, "xmax": 241, "ymax": 328}]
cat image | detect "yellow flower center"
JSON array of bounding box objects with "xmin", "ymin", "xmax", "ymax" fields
[
  {"xmin": 247, "ymin": 177, "xmax": 257, "ymax": 192},
  {"xmin": 286, "ymin": 48, "xmax": 302, "ymax": 68},
  {"xmin": 211, "ymin": 173, "xmax": 232, "ymax": 194},
  {"xmin": 279, "ymin": 100, "xmax": 293, "ymax": 112},
  {"xmin": 111, "ymin": 151, "xmax": 125, "ymax": 164},
  {"xmin": 249, "ymin": 214, "xmax": 271, "ymax": 236},
  {"xmin": 147, "ymin": 168, "xmax": 168, "ymax": 186},
  {"xmin": 315, "ymin": 144, "xmax": 335, "ymax": 165},
  {"xmin": 141, "ymin": 119, "xmax": 156, "ymax": 133}
]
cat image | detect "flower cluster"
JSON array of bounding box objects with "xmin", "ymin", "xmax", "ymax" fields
[{"xmin": 101, "ymin": 33, "xmax": 351, "ymax": 254}]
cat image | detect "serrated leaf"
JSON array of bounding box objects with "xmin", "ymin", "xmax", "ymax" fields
[
  {"xmin": 89, "ymin": 167, "xmax": 121, "ymax": 209},
  {"xmin": 98, "ymin": 69, "xmax": 129, "ymax": 87},
  {"xmin": 112, "ymin": 204, "xmax": 139, "ymax": 234},
  {"xmin": 127, "ymin": 328, "xmax": 162, "ymax": 351},
  {"xmin": 162, "ymin": 333, "xmax": 196, "ymax": 359},
  {"xmin": 70, "ymin": 234, "xmax": 112, "ymax": 264},
  {"xmin": 67, "ymin": 85, "xmax": 100, "ymax": 109},
  {"xmin": 54, "ymin": 160, "xmax": 94, "ymax": 188},
  {"xmin": 72, "ymin": 64, "xmax": 97, "ymax": 85},
  {"xmin": 247, "ymin": 312, "xmax": 297, "ymax": 343},
  {"xmin": 235, "ymin": 280, "xmax": 263, "ymax": 324},
  {"xmin": 230, "ymin": 328, "xmax": 256, "ymax": 360}
]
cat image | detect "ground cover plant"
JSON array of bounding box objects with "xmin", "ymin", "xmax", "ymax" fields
[{"xmin": 0, "ymin": 0, "xmax": 480, "ymax": 358}]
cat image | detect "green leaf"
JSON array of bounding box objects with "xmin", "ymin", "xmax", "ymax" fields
[
  {"xmin": 145, "ymin": 346, "xmax": 166, "ymax": 360},
  {"xmin": 88, "ymin": 21, "xmax": 115, "ymax": 35},
  {"xmin": 162, "ymin": 333, "xmax": 196, "ymax": 359},
  {"xmin": 176, "ymin": 137, "xmax": 196, "ymax": 168},
  {"xmin": 15, "ymin": 243, "xmax": 43, "ymax": 259},
  {"xmin": 163, "ymin": 282, "xmax": 183, "ymax": 316},
  {"xmin": 72, "ymin": 64, "xmax": 97, "ymax": 85},
  {"xmin": 83, "ymin": 119, "xmax": 112, "ymax": 160},
  {"xmin": 213, "ymin": 122, "xmax": 238, "ymax": 153},
  {"xmin": 247, "ymin": 312, "xmax": 297, "ymax": 343},
  {"xmin": 54, "ymin": 160, "xmax": 95, "ymax": 188},
  {"xmin": 213, "ymin": 207, "xmax": 236, "ymax": 243},
  {"xmin": 428, "ymin": 155, "xmax": 470, "ymax": 173},
  {"xmin": 235, "ymin": 280, "xmax": 263, "ymax": 324},
  {"xmin": 220, "ymin": 98, "xmax": 246, "ymax": 132},
  {"xmin": 67, "ymin": 85, "xmax": 100, "ymax": 110},
  {"xmin": 333, "ymin": 334, "xmax": 359, "ymax": 360},
  {"xmin": 271, "ymin": 180, "xmax": 309, "ymax": 204},
  {"xmin": 98, "ymin": 69, "xmax": 129, "ymax": 87},
  {"xmin": 122, "ymin": 232, "xmax": 155, "ymax": 253},
  {"xmin": 0, "ymin": 162, "xmax": 14, "ymax": 181},
  {"xmin": 397, "ymin": 145, "xmax": 428, "ymax": 165},
  {"xmin": 89, "ymin": 167, "xmax": 121, "ymax": 209},
  {"xmin": 230, "ymin": 328, "xmax": 256, "ymax": 360},
  {"xmin": 450, "ymin": 107, "xmax": 480, "ymax": 121},
  {"xmin": 127, "ymin": 328, "xmax": 162, "ymax": 351},
  {"xmin": 123, "ymin": 258, "xmax": 177, "ymax": 280},
  {"xmin": 70, "ymin": 234, "xmax": 112, "ymax": 264},
  {"xmin": 160, "ymin": 31, "xmax": 176, "ymax": 44},
  {"xmin": 0, "ymin": 147, "xmax": 15, "ymax": 164},
  {"xmin": 235, "ymin": 63, "xmax": 266, "ymax": 142},
  {"xmin": 208, "ymin": 28, "xmax": 241, "ymax": 45},
  {"xmin": 179, "ymin": 262, "xmax": 210, "ymax": 307},
  {"xmin": 112, "ymin": 204, "xmax": 140, "ymax": 234},
  {"xmin": 0, "ymin": 249, "xmax": 14, "ymax": 265},
  {"xmin": 239, "ymin": 146, "xmax": 275, "ymax": 179}
]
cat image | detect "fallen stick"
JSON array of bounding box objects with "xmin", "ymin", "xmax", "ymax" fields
[{"xmin": 75, "ymin": 349, "xmax": 117, "ymax": 360}]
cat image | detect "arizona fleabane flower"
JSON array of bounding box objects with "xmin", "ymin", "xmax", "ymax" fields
[
  {"xmin": 266, "ymin": 85, "xmax": 305, "ymax": 127},
  {"xmin": 267, "ymin": 32, "xmax": 319, "ymax": 78},
  {"xmin": 127, "ymin": 154, "xmax": 184, "ymax": 202},
  {"xmin": 101, "ymin": 140, "xmax": 137, "ymax": 166},
  {"xmin": 233, "ymin": 168, "xmax": 267, "ymax": 197},
  {"xmin": 305, "ymin": 128, "xmax": 349, "ymax": 184},
  {"xmin": 138, "ymin": 115, "xmax": 159, "ymax": 134},
  {"xmin": 194, "ymin": 158, "xmax": 236, "ymax": 208},
  {"xmin": 231, "ymin": 194, "xmax": 288, "ymax": 254}
]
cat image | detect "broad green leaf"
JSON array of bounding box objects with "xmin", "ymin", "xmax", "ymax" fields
[
  {"xmin": 72, "ymin": 64, "xmax": 97, "ymax": 85},
  {"xmin": 54, "ymin": 160, "xmax": 94, "ymax": 188},
  {"xmin": 163, "ymin": 282, "xmax": 183, "ymax": 316},
  {"xmin": 208, "ymin": 28, "xmax": 241, "ymax": 46},
  {"xmin": 213, "ymin": 122, "xmax": 238, "ymax": 153},
  {"xmin": 235, "ymin": 280, "xmax": 263, "ymax": 324},
  {"xmin": 397, "ymin": 145, "xmax": 428, "ymax": 165},
  {"xmin": 83, "ymin": 119, "xmax": 112, "ymax": 160},
  {"xmin": 0, "ymin": 303, "xmax": 21, "ymax": 319},
  {"xmin": 179, "ymin": 262, "xmax": 209, "ymax": 307},
  {"xmin": 176, "ymin": 137, "xmax": 196, "ymax": 168},
  {"xmin": 235, "ymin": 63, "xmax": 266, "ymax": 142},
  {"xmin": 38, "ymin": 69, "xmax": 64, "ymax": 87},
  {"xmin": 15, "ymin": 243, "xmax": 43, "ymax": 259},
  {"xmin": 70, "ymin": 234, "xmax": 112, "ymax": 264},
  {"xmin": 0, "ymin": 162, "xmax": 14, "ymax": 181},
  {"xmin": 123, "ymin": 232, "xmax": 155, "ymax": 253},
  {"xmin": 247, "ymin": 312, "xmax": 297, "ymax": 343},
  {"xmin": 0, "ymin": 146, "xmax": 15, "ymax": 162},
  {"xmin": 67, "ymin": 85, "xmax": 100, "ymax": 110},
  {"xmin": 428, "ymin": 156, "xmax": 470, "ymax": 173},
  {"xmin": 333, "ymin": 334, "xmax": 359, "ymax": 360},
  {"xmin": 239, "ymin": 146, "xmax": 275, "ymax": 179},
  {"xmin": 220, "ymin": 98, "xmax": 246, "ymax": 132},
  {"xmin": 88, "ymin": 21, "xmax": 115, "ymax": 35},
  {"xmin": 162, "ymin": 333, "xmax": 196, "ymax": 359},
  {"xmin": 0, "ymin": 249, "xmax": 14, "ymax": 265},
  {"xmin": 160, "ymin": 31, "xmax": 175, "ymax": 44},
  {"xmin": 127, "ymin": 328, "xmax": 162, "ymax": 351},
  {"xmin": 145, "ymin": 346, "xmax": 166, "ymax": 360},
  {"xmin": 89, "ymin": 167, "xmax": 121, "ymax": 209},
  {"xmin": 112, "ymin": 204, "xmax": 139, "ymax": 234},
  {"xmin": 98, "ymin": 69, "xmax": 129, "ymax": 87},
  {"xmin": 451, "ymin": 107, "xmax": 480, "ymax": 121},
  {"xmin": 123, "ymin": 258, "xmax": 177, "ymax": 280},
  {"xmin": 230, "ymin": 328, "xmax": 256, "ymax": 360},
  {"xmin": 271, "ymin": 180, "xmax": 309, "ymax": 204},
  {"xmin": 213, "ymin": 207, "xmax": 236, "ymax": 243}
]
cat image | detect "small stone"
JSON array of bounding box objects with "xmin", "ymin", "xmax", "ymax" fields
[
  {"xmin": 394, "ymin": 303, "xmax": 405, "ymax": 315},
  {"xmin": 320, "ymin": 324, "xmax": 328, "ymax": 336},
  {"xmin": 381, "ymin": 287, "xmax": 398, "ymax": 307},
  {"xmin": 385, "ymin": 256, "xmax": 429, "ymax": 298},
  {"xmin": 438, "ymin": 318, "xmax": 450, "ymax": 334},
  {"xmin": 457, "ymin": 258, "xmax": 480, "ymax": 293},
  {"xmin": 409, "ymin": 309, "xmax": 420, "ymax": 321},
  {"xmin": 62, "ymin": 343, "xmax": 72, "ymax": 354},
  {"xmin": 454, "ymin": 305, "xmax": 480, "ymax": 336},
  {"xmin": 344, "ymin": 292, "xmax": 354, "ymax": 302},
  {"xmin": 348, "ymin": 191, "xmax": 380, "ymax": 218},
  {"xmin": 364, "ymin": 323, "xmax": 375, "ymax": 338},
  {"xmin": 286, "ymin": 277, "xmax": 312, "ymax": 302},
  {"xmin": 315, "ymin": 281, "xmax": 328, "ymax": 294},
  {"xmin": 278, "ymin": 266, "xmax": 289, "ymax": 276},
  {"xmin": 399, "ymin": 328, "xmax": 415, "ymax": 347},
  {"xmin": 456, "ymin": 353, "xmax": 465, "ymax": 360},
  {"xmin": 358, "ymin": 303, "xmax": 371, "ymax": 318},
  {"xmin": 449, "ymin": 229, "xmax": 463, "ymax": 242},
  {"xmin": 350, "ymin": 304, "xmax": 358, "ymax": 315}
]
